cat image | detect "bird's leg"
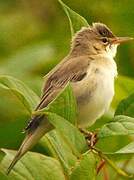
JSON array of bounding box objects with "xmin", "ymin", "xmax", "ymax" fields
[
  {"xmin": 80, "ymin": 128, "xmax": 107, "ymax": 177},
  {"xmin": 79, "ymin": 128, "xmax": 98, "ymax": 148}
]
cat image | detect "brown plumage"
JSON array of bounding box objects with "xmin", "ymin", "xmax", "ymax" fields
[{"xmin": 25, "ymin": 55, "xmax": 91, "ymax": 131}]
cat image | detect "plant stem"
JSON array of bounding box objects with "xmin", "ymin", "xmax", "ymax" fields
[
  {"xmin": 114, "ymin": 159, "xmax": 131, "ymax": 180},
  {"xmin": 93, "ymin": 148, "xmax": 133, "ymax": 179},
  {"xmin": 97, "ymin": 159, "xmax": 105, "ymax": 174},
  {"xmin": 103, "ymin": 165, "xmax": 109, "ymax": 180}
]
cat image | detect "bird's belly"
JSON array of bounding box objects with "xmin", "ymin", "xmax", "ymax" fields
[{"xmin": 73, "ymin": 73, "xmax": 115, "ymax": 128}]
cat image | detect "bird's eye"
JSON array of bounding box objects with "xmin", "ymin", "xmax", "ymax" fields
[{"xmin": 102, "ymin": 37, "xmax": 108, "ymax": 44}]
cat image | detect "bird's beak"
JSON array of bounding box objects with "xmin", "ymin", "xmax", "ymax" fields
[{"xmin": 111, "ymin": 37, "xmax": 134, "ymax": 44}]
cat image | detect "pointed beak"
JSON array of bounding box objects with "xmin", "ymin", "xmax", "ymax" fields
[{"xmin": 111, "ymin": 37, "xmax": 134, "ymax": 44}]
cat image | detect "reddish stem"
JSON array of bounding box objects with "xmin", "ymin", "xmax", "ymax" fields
[
  {"xmin": 97, "ymin": 159, "xmax": 105, "ymax": 174},
  {"xmin": 103, "ymin": 164, "xmax": 109, "ymax": 180}
]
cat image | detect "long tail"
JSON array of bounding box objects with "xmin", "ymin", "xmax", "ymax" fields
[{"xmin": 6, "ymin": 118, "xmax": 53, "ymax": 174}]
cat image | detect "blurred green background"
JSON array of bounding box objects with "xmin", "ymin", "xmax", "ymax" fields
[{"xmin": 0, "ymin": 0, "xmax": 134, "ymax": 155}]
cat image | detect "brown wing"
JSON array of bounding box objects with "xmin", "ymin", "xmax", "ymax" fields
[{"xmin": 25, "ymin": 55, "xmax": 91, "ymax": 132}]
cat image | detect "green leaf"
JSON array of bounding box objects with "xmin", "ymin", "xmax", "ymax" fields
[
  {"xmin": 0, "ymin": 75, "xmax": 39, "ymax": 113},
  {"xmin": 0, "ymin": 171, "xmax": 9, "ymax": 180},
  {"xmin": 36, "ymin": 83, "xmax": 77, "ymax": 125},
  {"xmin": 0, "ymin": 76, "xmax": 39, "ymax": 148},
  {"xmin": 113, "ymin": 75, "xmax": 134, "ymax": 108},
  {"xmin": 0, "ymin": 149, "xmax": 66, "ymax": 180},
  {"xmin": 40, "ymin": 131, "xmax": 77, "ymax": 175},
  {"xmin": 0, "ymin": 151, "xmax": 5, "ymax": 163},
  {"xmin": 38, "ymin": 112, "xmax": 87, "ymax": 174},
  {"xmin": 45, "ymin": 112, "xmax": 87, "ymax": 155},
  {"xmin": 115, "ymin": 93, "xmax": 134, "ymax": 117},
  {"xmin": 101, "ymin": 153, "xmax": 133, "ymax": 178},
  {"xmin": 58, "ymin": 0, "xmax": 89, "ymax": 36},
  {"xmin": 0, "ymin": 89, "xmax": 29, "ymax": 149},
  {"xmin": 115, "ymin": 141, "xmax": 134, "ymax": 154},
  {"xmin": 98, "ymin": 115, "xmax": 134, "ymax": 138},
  {"xmin": 70, "ymin": 151, "xmax": 96, "ymax": 180}
]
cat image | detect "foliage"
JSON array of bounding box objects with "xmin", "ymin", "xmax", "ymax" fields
[{"xmin": 0, "ymin": 0, "xmax": 134, "ymax": 180}]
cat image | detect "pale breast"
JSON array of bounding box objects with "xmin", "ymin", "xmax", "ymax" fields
[{"xmin": 72, "ymin": 57, "xmax": 117, "ymax": 128}]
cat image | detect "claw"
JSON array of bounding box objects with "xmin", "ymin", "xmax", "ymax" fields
[{"xmin": 79, "ymin": 128, "xmax": 98, "ymax": 148}]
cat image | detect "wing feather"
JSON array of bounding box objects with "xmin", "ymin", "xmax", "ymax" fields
[{"xmin": 25, "ymin": 55, "xmax": 91, "ymax": 132}]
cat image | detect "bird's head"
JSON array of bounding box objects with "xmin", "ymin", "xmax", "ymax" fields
[{"xmin": 71, "ymin": 23, "xmax": 133, "ymax": 58}]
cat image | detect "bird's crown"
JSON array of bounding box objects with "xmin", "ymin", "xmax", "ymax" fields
[{"xmin": 92, "ymin": 23, "xmax": 115, "ymax": 38}]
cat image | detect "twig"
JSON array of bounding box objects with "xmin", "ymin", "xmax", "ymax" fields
[
  {"xmin": 114, "ymin": 159, "xmax": 131, "ymax": 180},
  {"xmin": 97, "ymin": 159, "xmax": 105, "ymax": 174},
  {"xmin": 103, "ymin": 164, "xmax": 109, "ymax": 180},
  {"xmin": 93, "ymin": 148, "xmax": 133, "ymax": 179}
]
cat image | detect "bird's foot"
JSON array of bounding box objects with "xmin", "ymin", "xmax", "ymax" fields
[{"xmin": 79, "ymin": 128, "xmax": 98, "ymax": 148}]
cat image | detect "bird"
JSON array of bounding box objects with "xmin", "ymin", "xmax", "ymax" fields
[{"xmin": 7, "ymin": 22, "xmax": 133, "ymax": 174}]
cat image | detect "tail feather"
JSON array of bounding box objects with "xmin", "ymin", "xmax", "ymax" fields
[{"xmin": 6, "ymin": 119, "xmax": 53, "ymax": 174}]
